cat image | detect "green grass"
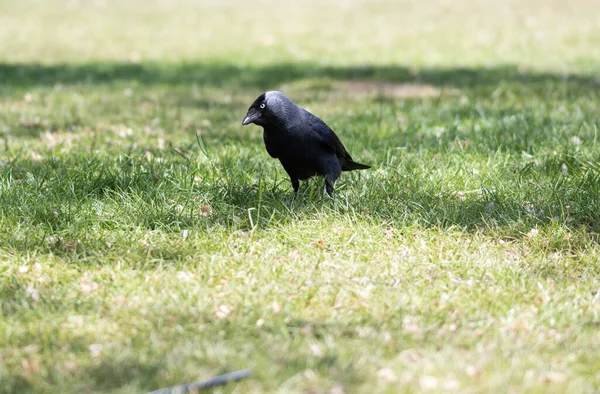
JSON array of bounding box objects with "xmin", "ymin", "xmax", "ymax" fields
[{"xmin": 1, "ymin": 0, "xmax": 600, "ymax": 392}]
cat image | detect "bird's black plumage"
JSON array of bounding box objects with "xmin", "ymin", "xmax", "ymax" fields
[{"xmin": 242, "ymin": 91, "xmax": 370, "ymax": 197}]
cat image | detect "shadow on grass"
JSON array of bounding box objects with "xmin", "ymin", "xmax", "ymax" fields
[
  {"xmin": 2, "ymin": 153, "xmax": 600, "ymax": 258},
  {"xmin": 1, "ymin": 61, "xmax": 600, "ymax": 248},
  {"xmin": 0, "ymin": 61, "xmax": 599, "ymax": 96}
]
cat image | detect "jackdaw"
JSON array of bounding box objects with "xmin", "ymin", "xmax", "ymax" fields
[{"xmin": 242, "ymin": 91, "xmax": 370, "ymax": 197}]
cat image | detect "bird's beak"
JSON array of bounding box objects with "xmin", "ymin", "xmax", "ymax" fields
[{"xmin": 242, "ymin": 108, "xmax": 261, "ymax": 126}]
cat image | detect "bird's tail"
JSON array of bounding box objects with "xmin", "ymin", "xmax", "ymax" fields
[{"xmin": 342, "ymin": 159, "xmax": 371, "ymax": 171}]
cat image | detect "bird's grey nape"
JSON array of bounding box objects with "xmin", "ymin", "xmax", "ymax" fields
[
  {"xmin": 264, "ymin": 91, "xmax": 302, "ymax": 126},
  {"xmin": 264, "ymin": 91, "xmax": 289, "ymax": 106}
]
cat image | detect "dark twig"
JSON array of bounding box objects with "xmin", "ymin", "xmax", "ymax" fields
[
  {"xmin": 147, "ymin": 368, "xmax": 252, "ymax": 393},
  {"xmin": 173, "ymin": 147, "xmax": 190, "ymax": 162}
]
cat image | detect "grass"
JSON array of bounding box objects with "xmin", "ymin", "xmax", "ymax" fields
[{"xmin": 1, "ymin": 0, "xmax": 600, "ymax": 392}]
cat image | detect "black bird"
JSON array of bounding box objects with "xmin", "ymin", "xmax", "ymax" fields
[{"xmin": 242, "ymin": 91, "xmax": 370, "ymax": 197}]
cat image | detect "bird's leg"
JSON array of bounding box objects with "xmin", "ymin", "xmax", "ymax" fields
[
  {"xmin": 324, "ymin": 177, "xmax": 335, "ymax": 198},
  {"xmin": 291, "ymin": 178, "xmax": 300, "ymax": 196},
  {"xmin": 323, "ymin": 162, "xmax": 341, "ymax": 198}
]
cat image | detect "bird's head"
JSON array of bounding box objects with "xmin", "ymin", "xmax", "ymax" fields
[{"xmin": 242, "ymin": 91, "xmax": 299, "ymax": 127}]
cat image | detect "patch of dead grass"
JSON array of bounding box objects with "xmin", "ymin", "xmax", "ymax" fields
[{"xmin": 338, "ymin": 81, "xmax": 454, "ymax": 99}]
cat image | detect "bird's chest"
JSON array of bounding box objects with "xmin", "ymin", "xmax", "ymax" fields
[
  {"xmin": 264, "ymin": 129, "xmax": 321, "ymax": 176},
  {"xmin": 265, "ymin": 128, "xmax": 308, "ymax": 157}
]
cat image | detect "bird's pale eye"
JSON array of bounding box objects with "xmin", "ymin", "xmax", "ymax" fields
[{"xmin": 259, "ymin": 103, "xmax": 266, "ymax": 109}]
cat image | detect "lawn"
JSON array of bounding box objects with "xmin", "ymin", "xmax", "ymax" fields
[{"xmin": 1, "ymin": 0, "xmax": 600, "ymax": 392}]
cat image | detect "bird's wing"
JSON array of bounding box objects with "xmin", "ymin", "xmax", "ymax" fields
[
  {"xmin": 306, "ymin": 115, "xmax": 352, "ymax": 159},
  {"xmin": 263, "ymin": 131, "xmax": 278, "ymax": 158},
  {"xmin": 305, "ymin": 114, "xmax": 371, "ymax": 170}
]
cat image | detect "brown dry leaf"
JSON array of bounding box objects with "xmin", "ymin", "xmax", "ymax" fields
[
  {"xmin": 199, "ymin": 205, "xmax": 213, "ymax": 217},
  {"xmin": 402, "ymin": 316, "xmax": 421, "ymax": 334},
  {"xmin": 30, "ymin": 150, "xmax": 43, "ymax": 161},
  {"xmin": 436, "ymin": 323, "xmax": 458, "ymax": 338},
  {"xmin": 329, "ymin": 383, "xmax": 345, "ymax": 394},
  {"xmin": 466, "ymin": 365, "xmax": 482, "ymax": 378},
  {"xmin": 63, "ymin": 361, "xmax": 78, "ymax": 372},
  {"xmin": 21, "ymin": 119, "xmax": 42, "ymax": 128},
  {"xmin": 542, "ymin": 371, "xmax": 567, "ymax": 383},
  {"xmin": 80, "ymin": 282, "xmax": 98, "ymax": 294},
  {"xmin": 214, "ymin": 305, "xmax": 231, "ymax": 319},
  {"xmin": 288, "ymin": 250, "xmax": 301, "ymax": 261},
  {"xmin": 21, "ymin": 358, "xmax": 39, "ymax": 373},
  {"xmin": 80, "ymin": 273, "xmax": 98, "ymax": 294},
  {"xmin": 473, "ymin": 328, "xmax": 485, "ymax": 337},
  {"xmin": 271, "ymin": 301, "xmax": 282, "ymax": 314},
  {"xmin": 176, "ymin": 271, "xmax": 193, "ymax": 281},
  {"xmin": 546, "ymin": 329, "xmax": 562, "ymax": 341},
  {"xmin": 300, "ymin": 324, "xmax": 313, "ymax": 336},
  {"xmin": 376, "ymin": 368, "xmax": 397, "ymax": 383},
  {"xmin": 117, "ymin": 127, "xmax": 133, "ymax": 138},
  {"xmin": 26, "ymin": 286, "xmax": 40, "ymax": 302},
  {"xmin": 63, "ymin": 241, "xmax": 77, "ymax": 250},
  {"xmin": 457, "ymin": 140, "xmax": 468, "ymax": 149}
]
